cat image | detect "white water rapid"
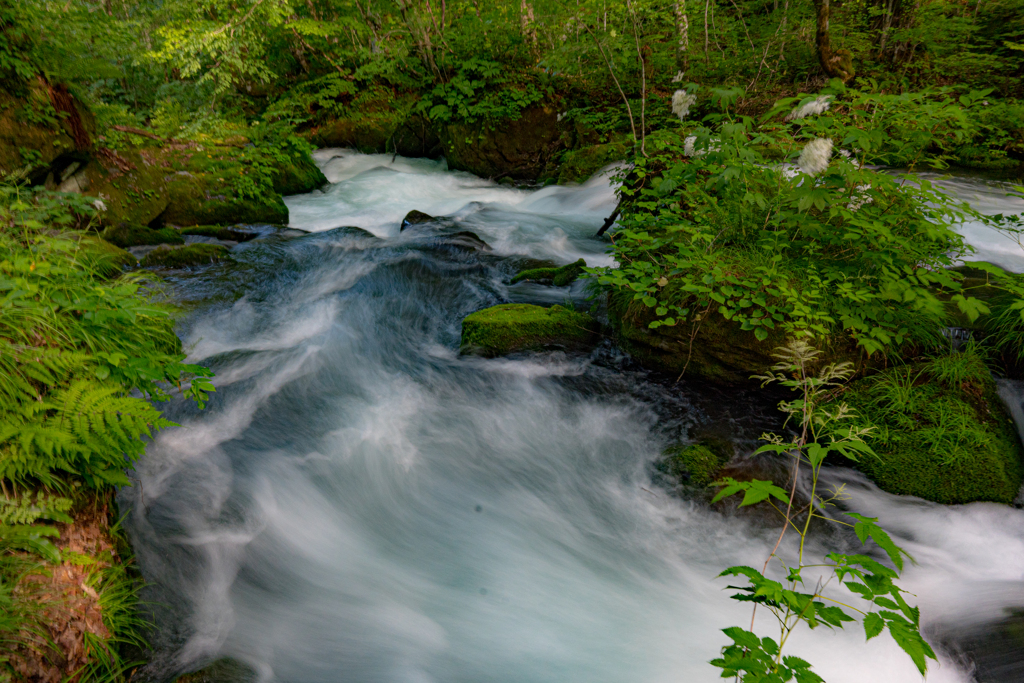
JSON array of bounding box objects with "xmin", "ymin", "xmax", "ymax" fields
[{"xmin": 122, "ymin": 152, "xmax": 1024, "ymax": 683}]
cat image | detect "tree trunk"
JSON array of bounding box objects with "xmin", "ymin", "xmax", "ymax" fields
[
  {"xmin": 812, "ymin": 0, "xmax": 855, "ymax": 81},
  {"xmin": 674, "ymin": 0, "xmax": 690, "ymax": 71}
]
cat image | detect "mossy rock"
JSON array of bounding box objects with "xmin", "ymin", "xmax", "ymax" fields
[
  {"xmin": 82, "ymin": 153, "xmax": 170, "ymax": 227},
  {"xmin": 657, "ymin": 444, "xmax": 728, "ymax": 488},
  {"xmin": 460, "ymin": 304, "xmax": 599, "ymax": 356},
  {"xmin": 101, "ymin": 222, "xmax": 184, "ymax": 248},
  {"xmin": 161, "ymin": 172, "xmax": 288, "ymax": 226},
  {"xmin": 839, "ymin": 355, "xmax": 1024, "ymax": 504},
  {"xmin": 442, "ymin": 106, "xmax": 570, "ymax": 181},
  {"xmin": 511, "ymin": 258, "xmax": 586, "ymax": 287},
  {"xmin": 0, "ymin": 81, "xmax": 93, "ymax": 183},
  {"xmin": 76, "ymin": 236, "xmax": 137, "ymax": 276},
  {"xmin": 556, "ymin": 142, "xmax": 630, "ymax": 184},
  {"xmin": 180, "ymin": 225, "xmax": 259, "ymax": 241},
  {"xmin": 273, "ymin": 153, "xmax": 327, "ymax": 195},
  {"xmin": 607, "ymin": 292, "xmax": 861, "ymax": 383},
  {"xmin": 141, "ymin": 244, "xmax": 230, "ymax": 269},
  {"xmin": 309, "ymin": 109, "xmax": 405, "ymax": 153}
]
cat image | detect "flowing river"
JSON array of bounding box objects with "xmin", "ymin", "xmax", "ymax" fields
[{"xmin": 122, "ymin": 153, "xmax": 1024, "ymax": 683}]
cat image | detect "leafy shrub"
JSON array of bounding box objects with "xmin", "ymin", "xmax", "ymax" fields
[{"xmin": 595, "ymin": 86, "xmax": 992, "ymax": 358}]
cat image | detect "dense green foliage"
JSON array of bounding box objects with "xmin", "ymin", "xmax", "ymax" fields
[
  {"xmin": 0, "ymin": 185, "xmax": 213, "ymax": 679},
  {"xmin": 598, "ymin": 86, "xmax": 998, "ymax": 361},
  {"xmin": 713, "ymin": 342, "xmax": 936, "ymax": 681}
]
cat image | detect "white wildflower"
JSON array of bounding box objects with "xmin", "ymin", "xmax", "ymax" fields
[
  {"xmin": 838, "ymin": 149, "xmax": 852, "ymax": 159},
  {"xmin": 672, "ymin": 90, "xmax": 697, "ymax": 121},
  {"xmin": 671, "ymin": 71, "xmax": 685, "ymax": 83},
  {"xmin": 798, "ymin": 138, "xmax": 833, "ymax": 176},
  {"xmin": 847, "ymin": 184, "xmax": 873, "ymax": 211},
  {"xmin": 93, "ymin": 199, "xmax": 107, "ymax": 212},
  {"xmin": 556, "ymin": 112, "xmax": 565, "ymax": 122},
  {"xmin": 786, "ymin": 95, "xmax": 832, "ymax": 121},
  {"xmin": 683, "ymin": 136, "xmax": 720, "ymax": 157}
]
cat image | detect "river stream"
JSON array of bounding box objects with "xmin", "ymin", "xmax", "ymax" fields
[{"xmin": 122, "ymin": 153, "xmax": 1024, "ymax": 683}]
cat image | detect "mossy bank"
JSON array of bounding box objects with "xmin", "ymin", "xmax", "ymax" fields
[{"xmin": 839, "ymin": 352, "xmax": 1024, "ymax": 505}]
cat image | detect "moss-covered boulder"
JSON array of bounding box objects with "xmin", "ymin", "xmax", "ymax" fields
[
  {"xmin": 839, "ymin": 352, "xmax": 1024, "ymax": 504},
  {"xmin": 273, "ymin": 153, "xmax": 327, "ymax": 195},
  {"xmin": 442, "ymin": 106, "xmax": 570, "ymax": 181},
  {"xmin": 511, "ymin": 258, "xmax": 586, "ymax": 286},
  {"xmin": 309, "ymin": 109, "xmax": 404, "ymax": 153},
  {"xmin": 161, "ymin": 171, "xmax": 288, "ymax": 226},
  {"xmin": 0, "ymin": 80, "xmax": 94, "ymax": 184},
  {"xmin": 141, "ymin": 244, "xmax": 230, "ymax": 268},
  {"xmin": 460, "ymin": 304, "xmax": 599, "ymax": 356},
  {"xmin": 556, "ymin": 142, "xmax": 630, "ymax": 184},
  {"xmin": 100, "ymin": 222, "xmax": 184, "ymax": 248},
  {"xmin": 657, "ymin": 444, "xmax": 729, "ymax": 488},
  {"xmin": 80, "ymin": 151, "xmax": 170, "ymax": 227},
  {"xmin": 180, "ymin": 225, "xmax": 259, "ymax": 241}
]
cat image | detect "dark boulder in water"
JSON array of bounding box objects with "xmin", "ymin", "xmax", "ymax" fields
[
  {"xmin": 446, "ymin": 231, "xmax": 491, "ymax": 251},
  {"xmin": 401, "ymin": 210, "xmax": 436, "ymax": 230}
]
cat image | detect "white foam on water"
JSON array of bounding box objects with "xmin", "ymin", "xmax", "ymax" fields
[{"xmin": 126, "ymin": 158, "xmax": 1024, "ymax": 683}]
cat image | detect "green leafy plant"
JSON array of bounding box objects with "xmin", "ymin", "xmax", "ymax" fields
[
  {"xmin": 595, "ymin": 87, "xmax": 991, "ymax": 359},
  {"xmin": 710, "ymin": 341, "xmax": 936, "ymax": 681}
]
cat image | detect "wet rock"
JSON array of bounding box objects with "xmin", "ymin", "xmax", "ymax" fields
[
  {"xmin": 401, "ymin": 210, "xmax": 436, "ymax": 230},
  {"xmin": 141, "ymin": 243, "xmax": 230, "ymax": 268},
  {"xmin": 445, "ymin": 231, "xmax": 491, "ymax": 251},
  {"xmin": 442, "ymin": 106, "xmax": 571, "ymax": 182},
  {"xmin": 100, "ymin": 222, "xmax": 184, "ymax": 248},
  {"xmin": 460, "ymin": 303, "xmax": 599, "ymax": 356},
  {"xmin": 180, "ymin": 225, "xmax": 260, "ymax": 242},
  {"xmin": 174, "ymin": 658, "xmax": 258, "ymax": 683},
  {"xmin": 511, "ymin": 258, "xmax": 586, "ymax": 286},
  {"xmin": 655, "ymin": 443, "xmax": 729, "ymax": 488}
]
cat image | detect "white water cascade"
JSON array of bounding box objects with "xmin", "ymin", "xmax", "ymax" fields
[{"xmin": 121, "ymin": 152, "xmax": 1024, "ymax": 683}]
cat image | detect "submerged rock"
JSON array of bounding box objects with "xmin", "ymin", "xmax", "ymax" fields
[
  {"xmin": 445, "ymin": 231, "xmax": 491, "ymax": 251},
  {"xmin": 838, "ymin": 353, "xmax": 1024, "ymax": 505},
  {"xmin": 460, "ymin": 303, "xmax": 599, "ymax": 356},
  {"xmin": 100, "ymin": 222, "xmax": 184, "ymax": 248},
  {"xmin": 511, "ymin": 258, "xmax": 586, "ymax": 287},
  {"xmin": 401, "ymin": 210, "xmax": 436, "ymax": 230},
  {"xmin": 141, "ymin": 244, "xmax": 230, "ymax": 268},
  {"xmin": 656, "ymin": 443, "xmax": 729, "ymax": 488}
]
